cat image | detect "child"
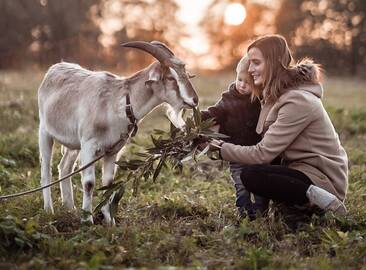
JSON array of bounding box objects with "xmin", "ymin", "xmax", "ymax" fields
[{"xmin": 201, "ymin": 56, "xmax": 269, "ymax": 220}]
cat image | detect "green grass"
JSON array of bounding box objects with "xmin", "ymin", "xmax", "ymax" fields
[{"xmin": 0, "ymin": 70, "xmax": 366, "ymax": 269}]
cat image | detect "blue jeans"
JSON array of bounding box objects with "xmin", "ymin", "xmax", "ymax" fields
[{"xmin": 230, "ymin": 162, "xmax": 269, "ymax": 219}]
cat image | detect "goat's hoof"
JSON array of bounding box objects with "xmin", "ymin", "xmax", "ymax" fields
[
  {"xmin": 81, "ymin": 210, "xmax": 94, "ymax": 225},
  {"xmin": 81, "ymin": 216, "xmax": 94, "ymax": 225},
  {"xmin": 104, "ymin": 216, "xmax": 115, "ymax": 226}
]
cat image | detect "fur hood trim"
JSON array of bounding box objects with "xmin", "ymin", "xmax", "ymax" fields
[{"xmin": 287, "ymin": 59, "xmax": 322, "ymax": 89}]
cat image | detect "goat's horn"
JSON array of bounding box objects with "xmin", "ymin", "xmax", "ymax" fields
[
  {"xmin": 121, "ymin": 41, "xmax": 172, "ymax": 65},
  {"xmin": 150, "ymin": 41, "xmax": 175, "ymax": 57}
]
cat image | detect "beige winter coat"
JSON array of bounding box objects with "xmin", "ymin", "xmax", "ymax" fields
[{"xmin": 220, "ymin": 82, "xmax": 348, "ymax": 200}]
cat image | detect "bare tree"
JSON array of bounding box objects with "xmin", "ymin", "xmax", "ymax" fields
[{"xmin": 275, "ymin": 0, "xmax": 366, "ymax": 75}]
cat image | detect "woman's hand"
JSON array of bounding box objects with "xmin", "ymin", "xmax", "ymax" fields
[
  {"xmin": 197, "ymin": 139, "xmax": 224, "ymax": 160},
  {"xmin": 209, "ymin": 139, "xmax": 224, "ymax": 150},
  {"xmin": 196, "ymin": 139, "xmax": 223, "ymax": 151}
]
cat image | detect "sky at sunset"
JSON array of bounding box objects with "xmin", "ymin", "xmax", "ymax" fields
[
  {"xmin": 99, "ymin": 0, "xmax": 279, "ymax": 68},
  {"xmin": 100, "ymin": 0, "xmax": 275, "ymax": 56},
  {"xmin": 174, "ymin": 0, "xmax": 274, "ymax": 55}
]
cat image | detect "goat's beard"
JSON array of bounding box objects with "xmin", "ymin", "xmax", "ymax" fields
[{"xmin": 165, "ymin": 104, "xmax": 185, "ymax": 129}]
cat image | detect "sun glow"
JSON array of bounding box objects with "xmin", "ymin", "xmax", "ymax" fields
[{"xmin": 224, "ymin": 3, "xmax": 247, "ymax": 25}]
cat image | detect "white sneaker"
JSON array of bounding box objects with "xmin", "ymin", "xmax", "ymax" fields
[{"xmin": 306, "ymin": 185, "xmax": 347, "ymax": 216}]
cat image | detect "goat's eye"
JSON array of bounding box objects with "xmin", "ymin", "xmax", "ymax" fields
[{"xmin": 166, "ymin": 76, "xmax": 175, "ymax": 81}]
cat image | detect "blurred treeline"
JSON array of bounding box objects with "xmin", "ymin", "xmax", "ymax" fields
[
  {"xmin": 1, "ymin": 0, "xmax": 365, "ymax": 75},
  {"xmin": 203, "ymin": 0, "xmax": 366, "ymax": 75},
  {"xmin": 0, "ymin": 0, "xmax": 183, "ymax": 71}
]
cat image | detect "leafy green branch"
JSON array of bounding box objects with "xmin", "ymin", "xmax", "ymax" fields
[{"xmin": 94, "ymin": 107, "xmax": 228, "ymax": 219}]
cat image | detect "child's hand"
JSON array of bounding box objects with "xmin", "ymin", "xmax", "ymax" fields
[
  {"xmin": 192, "ymin": 135, "xmax": 209, "ymax": 145},
  {"xmin": 192, "ymin": 135, "xmax": 209, "ymax": 150},
  {"xmin": 206, "ymin": 139, "xmax": 224, "ymax": 160}
]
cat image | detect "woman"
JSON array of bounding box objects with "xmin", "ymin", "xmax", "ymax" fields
[{"xmin": 211, "ymin": 35, "xmax": 348, "ymax": 215}]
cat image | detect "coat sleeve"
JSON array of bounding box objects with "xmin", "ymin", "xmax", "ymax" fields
[{"xmin": 220, "ymin": 96, "xmax": 316, "ymax": 164}]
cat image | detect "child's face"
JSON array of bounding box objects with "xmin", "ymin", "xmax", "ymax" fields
[{"xmin": 235, "ymin": 71, "xmax": 251, "ymax": 95}]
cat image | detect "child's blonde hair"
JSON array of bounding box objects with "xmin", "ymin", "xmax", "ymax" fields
[
  {"xmin": 236, "ymin": 55, "xmax": 258, "ymax": 102},
  {"xmin": 236, "ymin": 55, "xmax": 249, "ymax": 73}
]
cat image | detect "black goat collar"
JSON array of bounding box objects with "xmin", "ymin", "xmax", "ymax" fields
[{"xmin": 125, "ymin": 93, "xmax": 138, "ymax": 137}]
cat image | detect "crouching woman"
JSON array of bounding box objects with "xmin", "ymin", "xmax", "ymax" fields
[{"xmin": 213, "ymin": 35, "xmax": 348, "ymax": 215}]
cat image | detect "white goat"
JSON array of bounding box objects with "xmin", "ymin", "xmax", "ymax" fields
[{"xmin": 38, "ymin": 41, "xmax": 198, "ymax": 225}]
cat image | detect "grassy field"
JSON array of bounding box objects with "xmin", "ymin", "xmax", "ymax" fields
[{"xmin": 0, "ymin": 69, "xmax": 365, "ymax": 269}]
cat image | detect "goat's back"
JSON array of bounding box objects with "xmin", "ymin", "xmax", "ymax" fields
[
  {"xmin": 38, "ymin": 62, "xmax": 128, "ymax": 149},
  {"xmin": 38, "ymin": 62, "xmax": 106, "ymax": 101}
]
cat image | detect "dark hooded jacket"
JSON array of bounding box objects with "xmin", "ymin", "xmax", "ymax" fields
[{"xmin": 201, "ymin": 82, "xmax": 262, "ymax": 146}]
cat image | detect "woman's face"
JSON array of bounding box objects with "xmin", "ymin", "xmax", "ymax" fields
[{"xmin": 248, "ymin": 47, "xmax": 266, "ymax": 86}]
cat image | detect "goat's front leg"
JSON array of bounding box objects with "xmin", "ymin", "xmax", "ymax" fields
[
  {"xmin": 79, "ymin": 142, "xmax": 97, "ymax": 224},
  {"xmin": 101, "ymin": 153, "xmax": 118, "ymax": 226},
  {"xmin": 39, "ymin": 127, "xmax": 54, "ymax": 213}
]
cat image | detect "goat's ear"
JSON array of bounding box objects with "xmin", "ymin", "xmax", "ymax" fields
[{"xmin": 145, "ymin": 65, "xmax": 162, "ymax": 87}]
